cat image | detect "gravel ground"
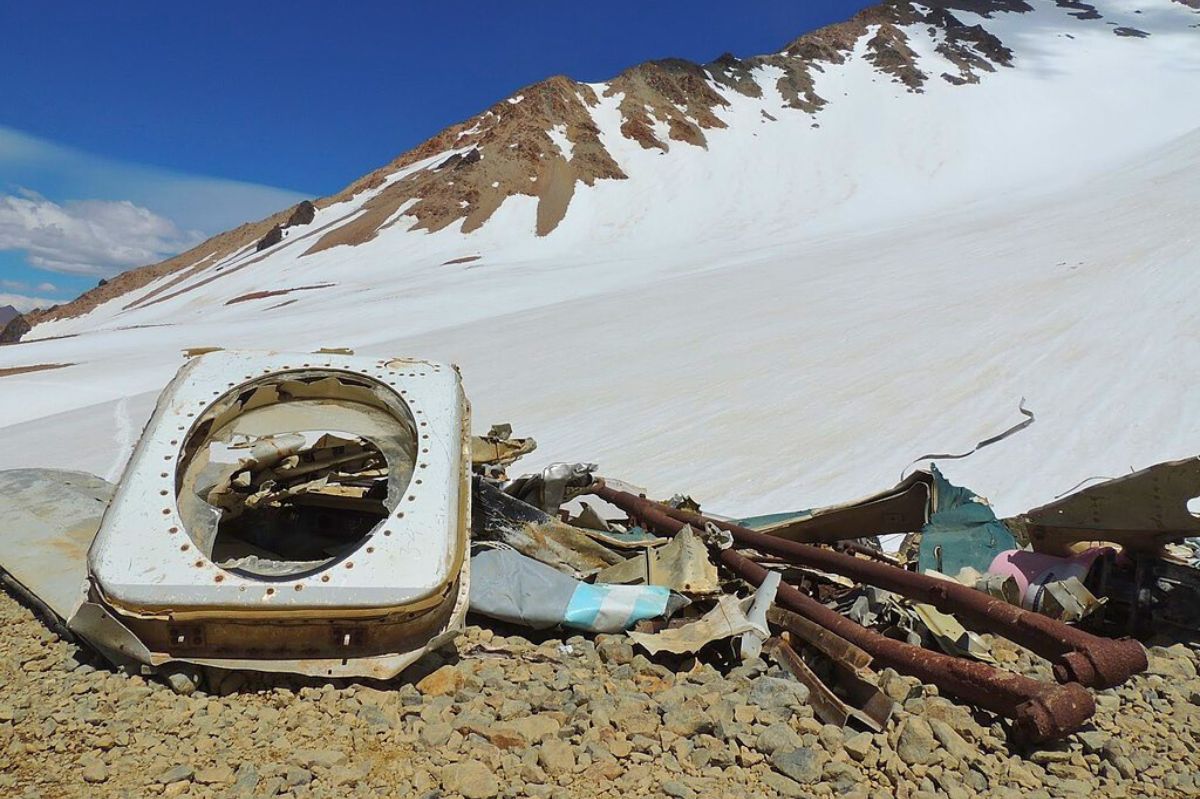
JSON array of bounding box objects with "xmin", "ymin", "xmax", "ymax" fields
[{"xmin": 4, "ymin": 588, "xmax": 1200, "ymax": 799}]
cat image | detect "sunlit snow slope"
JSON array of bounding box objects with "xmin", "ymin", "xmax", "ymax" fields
[{"xmin": 2, "ymin": 0, "xmax": 1199, "ymax": 518}]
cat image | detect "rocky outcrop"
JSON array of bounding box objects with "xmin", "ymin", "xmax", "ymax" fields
[
  {"xmin": 286, "ymin": 199, "xmax": 316, "ymax": 227},
  {"xmin": 0, "ymin": 313, "xmax": 31, "ymax": 344},
  {"xmin": 255, "ymin": 224, "xmax": 284, "ymax": 252}
]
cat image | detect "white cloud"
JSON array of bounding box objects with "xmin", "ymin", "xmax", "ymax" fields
[
  {"xmin": 1, "ymin": 278, "xmax": 58, "ymax": 293},
  {"xmin": 0, "ymin": 291, "xmax": 59, "ymax": 312},
  {"xmin": 0, "ymin": 192, "xmax": 205, "ymax": 276},
  {"xmin": 0, "ymin": 125, "xmax": 309, "ymax": 238}
]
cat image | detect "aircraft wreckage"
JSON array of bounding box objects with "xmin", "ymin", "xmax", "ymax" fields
[{"xmin": 2, "ymin": 349, "xmax": 1200, "ymax": 743}]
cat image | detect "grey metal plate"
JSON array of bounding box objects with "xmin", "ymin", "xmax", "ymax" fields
[{"xmin": 0, "ymin": 469, "xmax": 113, "ymax": 620}]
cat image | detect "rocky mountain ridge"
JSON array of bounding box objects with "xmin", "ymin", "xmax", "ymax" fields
[{"xmin": 30, "ymin": 0, "xmax": 1046, "ymax": 325}]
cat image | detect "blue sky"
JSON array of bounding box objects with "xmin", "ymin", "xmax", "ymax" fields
[{"xmin": 0, "ymin": 1, "xmax": 872, "ymax": 309}]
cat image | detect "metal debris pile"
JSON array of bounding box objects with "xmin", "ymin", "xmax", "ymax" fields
[
  {"xmin": 2, "ymin": 351, "xmax": 1199, "ymax": 759},
  {"xmin": 468, "ymin": 426, "xmax": 1200, "ymax": 745}
]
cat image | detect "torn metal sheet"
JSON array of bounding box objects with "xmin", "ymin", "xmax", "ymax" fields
[
  {"xmin": 0, "ymin": 469, "xmax": 114, "ymax": 624},
  {"xmin": 470, "ymin": 423, "xmax": 536, "ymax": 470},
  {"xmin": 504, "ymin": 462, "xmax": 598, "ymax": 515},
  {"xmin": 1015, "ymin": 456, "xmax": 1200, "ymax": 554},
  {"xmin": 472, "ymin": 477, "xmax": 625, "ymax": 577},
  {"xmin": 910, "ymin": 603, "xmax": 997, "ymax": 664},
  {"xmin": 748, "ymin": 471, "xmax": 933, "ymax": 545},
  {"xmin": 917, "ymin": 466, "xmax": 1017, "ymax": 576},
  {"xmin": 10, "ymin": 350, "xmax": 476, "ymax": 680},
  {"xmin": 740, "ymin": 570, "xmax": 780, "ymax": 660},
  {"xmin": 469, "ymin": 546, "xmax": 681, "ymax": 633},
  {"xmin": 595, "ymin": 525, "xmax": 720, "ymax": 595},
  {"xmin": 627, "ymin": 581, "xmax": 772, "ymax": 656}
]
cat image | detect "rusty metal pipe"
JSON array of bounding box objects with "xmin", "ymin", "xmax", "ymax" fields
[
  {"xmin": 593, "ymin": 485, "xmax": 1094, "ymax": 743},
  {"xmin": 646, "ymin": 495, "xmax": 1146, "ymax": 690}
]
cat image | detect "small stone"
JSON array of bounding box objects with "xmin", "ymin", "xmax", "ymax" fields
[
  {"xmin": 157, "ymin": 765, "xmax": 195, "ymax": 784},
  {"xmin": 756, "ymin": 722, "xmax": 801, "ymax": 756},
  {"xmin": 417, "ymin": 664, "xmax": 465, "ymax": 697},
  {"xmin": 771, "ymin": 747, "xmax": 825, "ymax": 784},
  {"xmin": 663, "ymin": 707, "xmax": 712, "ymax": 736},
  {"xmin": 484, "ymin": 725, "xmax": 528, "ymax": 750},
  {"xmin": 843, "ymin": 731, "xmax": 874, "ymax": 762},
  {"xmin": 421, "ymin": 722, "xmax": 453, "ymax": 747},
  {"xmin": 195, "ymin": 764, "xmax": 235, "ymax": 785},
  {"xmin": 896, "ymin": 717, "xmax": 937, "ymax": 766},
  {"xmin": 509, "ymin": 714, "xmax": 562, "ymax": 742},
  {"xmin": 81, "ymin": 760, "xmax": 108, "ymax": 784},
  {"xmin": 539, "ymin": 738, "xmax": 577, "ymax": 775},
  {"xmin": 597, "ymin": 636, "xmax": 635, "ymax": 665},
  {"xmin": 749, "ymin": 677, "xmax": 810, "ymax": 712},
  {"xmin": 1076, "ymin": 730, "xmax": 1110, "ymax": 755},
  {"xmin": 293, "ymin": 748, "xmax": 347, "ymax": 769},
  {"xmin": 441, "ymin": 760, "xmax": 499, "ymax": 799},
  {"xmin": 661, "ymin": 779, "xmax": 697, "ymax": 799},
  {"xmin": 762, "ymin": 770, "xmax": 808, "ymax": 798},
  {"xmin": 928, "ymin": 719, "xmax": 976, "ymax": 763}
]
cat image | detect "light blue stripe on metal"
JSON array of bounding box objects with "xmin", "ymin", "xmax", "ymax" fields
[{"xmin": 563, "ymin": 583, "xmax": 672, "ymax": 632}]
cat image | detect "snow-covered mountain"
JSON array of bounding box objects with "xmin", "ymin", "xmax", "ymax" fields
[{"xmin": 3, "ymin": 0, "xmax": 1199, "ymax": 519}]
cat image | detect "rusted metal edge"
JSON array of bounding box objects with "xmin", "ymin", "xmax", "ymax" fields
[
  {"xmin": 765, "ymin": 638, "xmax": 892, "ymax": 732},
  {"xmin": 593, "ymin": 485, "xmax": 1096, "ymax": 743},
  {"xmin": 649, "ymin": 496, "xmax": 1146, "ymax": 690}
]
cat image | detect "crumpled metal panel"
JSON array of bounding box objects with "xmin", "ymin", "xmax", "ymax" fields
[{"xmin": 1019, "ymin": 456, "xmax": 1200, "ymax": 553}]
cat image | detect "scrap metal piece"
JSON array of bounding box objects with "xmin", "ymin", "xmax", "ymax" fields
[
  {"xmin": 469, "ymin": 423, "xmax": 537, "ymax": 469},
  {"xmin": 468, "ymin": 547, "xmax": 679, "ymax": 633},
  {"xmin": 627, "ymin": 589, "xmax": 768, "ymax": 657},
  {"xmin": 910, "ymin": 603, "xmax": 997, "ymax": 664},
  {"xmin": 741, "ymin": 570, "xmax": 780, "ymax": 660},
  {"xmin": 76, "ymin": 350, "xmax": 473, "ymax": 679},
  {"xmin": 767, "ymin": 606, "xmax": 873, "ymax": 671},
  {"xmin": 747, "ymin": 471, "xmax": 932, "ymax": 545},
  {"xmin": 1016, "ymin": 456, "xmax": 1200, "ymax": 554},
  {"xmin": 633, "ymin": 491, "xmax": 1146, "ymax": 690},
  {"xmin": 918, "ymin": 466, "xmax": 1018, "ymax": 576},
  {"xmin": 0, "ymin": 469, "xmax": 114, "ymax": 626},
  {"xmin": 595, "ymin": 524, "xmax": 721, "ymax": 595},
  {"xmin": 765, "ymin": 638, "xmax": 893, "ymax": 732},
  {"xmin": 505, "ymin": 462, "xmax": 598, "ymax": 515},
  {"xmin": 473, "ymin": 477, "xmax": 625, "ymax": 577},
  {"xmin": 593, "ymin": 485, "xmax": 1095, "ymax": 743}
]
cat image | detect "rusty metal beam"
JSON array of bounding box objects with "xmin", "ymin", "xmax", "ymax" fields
[
  {"xmin": 593, "ymin": 484, "xmax": 1095, "ymax": 743},
  {"xmin": 645, "ymin": 494, "xmax": 1146, "ymax": 690}
]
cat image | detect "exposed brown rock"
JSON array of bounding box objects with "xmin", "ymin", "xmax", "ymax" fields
[
  {"xmin": 0, "ymin": 362, "xmax": 72, "ymax": 377},
  {"xmin": 0, "ymin": 313, "xmax": 31, "ymax": 344},
  {"xmin": 256, "ymin": 224, "xmax": 284, "ymax": 252},
  {"xmin": 224, "ymin": 283, "xmax": 335, "ymax": 305},
  {"xmin": 866, "ymin": 23, "xmax": 928, "ymax": 90},
  {"xmin": 286, "ymin": 199, "xmax": 317, "ymax": 227}
]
